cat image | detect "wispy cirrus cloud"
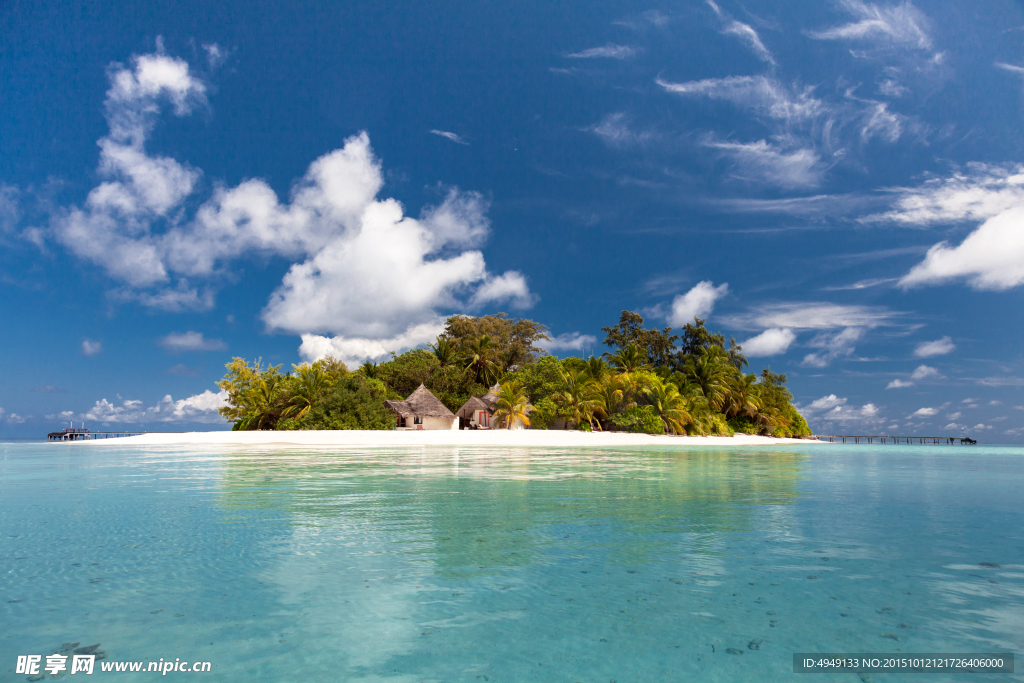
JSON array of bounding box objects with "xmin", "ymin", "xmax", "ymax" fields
[
  {"xmin": 33, "ymin": 386, "xmax": 68, "ymax": 394},
  {"xmin": 725, "ymin": 301, "xmax": 898, "ymax": 331},
  {"xmin": 566, "ymin": 44, "xmax": 636, "ymax": 59},
  {"xmin": 586, "ymin": 113, "xmax": 655, "ymax": 148},
  {"xmin": 657, "ymin": 75, "xmax": 824, "ymax": 122},
  {"xmin": 996, "ymin": 62, "xmax": 1024, "ymax": 76},
  {"xmin": 429, "ymin": 129, "xmax": 469, "ymax": 145},
  {"xmin": 706, "ymin": 0, "xmax": 775, "ymax": 65},
  {"xmin": 806, "ymin": 0, "xmax": 932, "ymax": 51},
  {"xmin": 802, "ymin": 327, "xmax": 865, "ymax": 367},
  {"xmin": 705, "ymin": 137, "xmax": 826, "ymax": 189}
]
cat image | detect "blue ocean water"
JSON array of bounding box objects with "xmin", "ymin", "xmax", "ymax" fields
[{"xmin": 1, "ymin": 442, "xmax": 1021, "ymax": 682}]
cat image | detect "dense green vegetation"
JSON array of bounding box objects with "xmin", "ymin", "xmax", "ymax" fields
[{"xmin": 217, "ymin": 311, "xmax": 811, "ymax": 437}]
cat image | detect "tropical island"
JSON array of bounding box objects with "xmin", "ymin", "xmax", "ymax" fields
[{"xmin": 215, "ymin": 312, "xmax": 812, "ymax": 439}]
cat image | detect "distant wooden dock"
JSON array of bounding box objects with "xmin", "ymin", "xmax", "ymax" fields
[
  {"xmin": 816, "ymin": 435, "xmax": 976, "ymax": 445},
  {"xmin": 48, "ymin": 428, "xmax": 148, "ymax": 441}
]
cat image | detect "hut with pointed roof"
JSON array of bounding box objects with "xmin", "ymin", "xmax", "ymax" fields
[
  {"xmin": 456, "ymin": 383, "xmax": 532, "ymax": 430},
  {"xmin": 384, "ymin": 384, "xmax": 458, "ymax": 431}
]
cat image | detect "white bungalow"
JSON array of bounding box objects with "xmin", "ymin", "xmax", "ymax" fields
[
  {"xmin": 384, "ymin": 385, "xmax": 458, "ymax": 431},
  {"xmin": 456, "ymin": 384, "xmax": 532, "ymax": 430}
]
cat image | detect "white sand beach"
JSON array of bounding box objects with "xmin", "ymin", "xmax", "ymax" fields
[{"xmin": 83, "ymin": 429, "xmax": 824, "ymax": 448}]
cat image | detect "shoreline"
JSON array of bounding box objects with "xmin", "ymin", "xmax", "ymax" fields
[{"xmin": 79, "ymin": 430, "xmax": 825, "ymax": 448}]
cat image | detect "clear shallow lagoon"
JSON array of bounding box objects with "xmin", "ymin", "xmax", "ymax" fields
[{"xmin": 1, "ymin": 442, "xmax": 1022, "ymax": 682}]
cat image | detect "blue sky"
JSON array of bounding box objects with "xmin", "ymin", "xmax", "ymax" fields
[{"xmin": 2, "ymin": 0, "xmax": 1024, "ymax": 440}]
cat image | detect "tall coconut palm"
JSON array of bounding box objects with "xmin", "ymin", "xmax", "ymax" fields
[
  {"xmin": 463, "ymin": 335, "xmax": 501, "ymax": 386},
  {"xmin": 583, "ymin": 355, "xmax": 610, "ymax": 381},
  {"xmin": 282, "ymin": 363, "xmax": 334, "ymax": 421},
  {"xmin": 643, "ymin": 379, "xmax": 693, "ymax": 435},
  {"xmin": 238, "ymin": 374, "xmax": 284, "ymax": 430},
  {"xmin": 588, "ymin": 374, "xmax": 631, "ymax": 426},
  {"xmin": 608, "ymin": 343, "xmax": 647, "ymax": 374},
  {"xmin": 553, "ymin": 368, "xmax": 599, "ymax": 430},
  {"xmin": 491, "ymin": 380, "xmax": 532, "ymax": 429},
  {"xmin": 724, "ymin": 373, "xmax": 763, "ymax": 420},
  {"xmin": 684, "ymin": 347, "xmax": 735, "ymax": 411},
  {"xmin": 429, "ymin": 337, "xmax": 456, "ymax": 367}
]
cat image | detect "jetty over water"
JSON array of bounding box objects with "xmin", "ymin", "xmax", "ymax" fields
[
  {"xmin": 817, "ymin": 435, "xmax": 976, "ymax": 445},
  {"xmin": 48, "ymin": 428, "xmax": 149, "ymax": 441}
]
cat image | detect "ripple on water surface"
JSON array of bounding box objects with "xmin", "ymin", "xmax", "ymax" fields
[{"xmin": 1, "ymin": 442, "xmax": 1022, "ymax": 681}]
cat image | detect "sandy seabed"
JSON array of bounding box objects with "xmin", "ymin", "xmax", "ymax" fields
[{"xmin": 82, "ymin": 429, "xmax": 824, "ymax": 448}]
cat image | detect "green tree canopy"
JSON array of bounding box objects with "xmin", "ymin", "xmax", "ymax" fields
[{"xmin": 443, "ymin": 313, "xmax": 549, "ymax": 370}]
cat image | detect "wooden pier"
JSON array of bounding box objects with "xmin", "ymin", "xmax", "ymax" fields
[
  {"xmin": 47, "ymin": 428, "xmax": 148, "ymax": 441},
  {"xmin": 816, "ymin": 435, "xmax": 976, "ymax": 445}
]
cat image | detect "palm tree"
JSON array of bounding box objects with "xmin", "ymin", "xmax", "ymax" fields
[
  {"xmin": 282, "ymin": 363, "xmax": 334, "ymax": 421},
  {"xmin": 491, "ymin": 380, "xmax": 532, "ymax": 429},
  {"xmin": 588, "ymin": 374, "xmax": 631, "ymax": 426},
  {"xmin": 238, "ymin": 374, "xmax": 284, "ymax": 430},
  {"xmin": 724, "ymin": 373, "xmax": 763, "ymax": 420},
  {"xmin": 643, "ymin": 379, "xmax": 693, "ymax": 435},
  {"xmin": 583, "ymin": 355, "xmax": 610, "ymax": 381},
  {"xmin": 360, "ymin": 361, "xmax": 380, "ymax": 379},
  {"xmin": 684, "ymin": 347, "xmax": 735, "ymax": 411},
  {"xmin": 429, "ymin": 337, "xmax": 456, "ymax": 367},
  {"xmin": 607, "ymin": 344, "xmax": 647, "ymax": 374},
  {"xmin": 463, "ymin": 335, "xmax": 501, "ymax": 385},
  {"xmin": 553, "ymin": 368, "xmax": 599, "ymax": 430}
]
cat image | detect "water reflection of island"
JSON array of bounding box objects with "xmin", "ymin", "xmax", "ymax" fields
[{"xmin": 216, "ymin": 447, "xmax": 808, "ymax": 575}]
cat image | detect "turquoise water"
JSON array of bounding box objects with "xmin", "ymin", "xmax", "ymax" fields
[{"xmin": 1, "ymin": 442, "xmax": 1022, "ymax": 682}]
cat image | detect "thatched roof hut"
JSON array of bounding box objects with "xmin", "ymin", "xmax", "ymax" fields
[
  {"xmin": 456, "ymin": 395, "xmax": 491, "ymax": 419},
  {"xmin": 384, "ymin": 384, "xmax": 455, "ymax": 419},
  {"xmin": 481, "ymin": 384, "xmax": 501, "ymax": 404}
]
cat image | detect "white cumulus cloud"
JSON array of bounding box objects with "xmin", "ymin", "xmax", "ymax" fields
[
  {"xmin": 910, "ymin": 364, "xmax": 940, "ymax": 380},
  {"xmin": 800, "ymin": 394, "xmax": 884, "ymax": 426},
  {"xmin": 77, "ymin": 390, "xmax": 227, "ymax": 424},
  {"xmin": 47, "ymin": 49, "xmax": 532, "ymax": 358},
  {"xmin": 740, "ymin": 328, "xmax": 796, "ymax": 357},
  {"xmin": 297, "ymin": 321, "xmax": 447, "ymax": 367},
  {"xmin": 886, "ymin": 379, "xmax": 913, "ymax": 389},
  {"xmin": 668, "ymin": 281, "xmax": 729, "ymax": 327},
  {"xmin": 542, "ymin": 332, "xmax": 598, "ymax": 353},
  {"xmin": 914, "ymin": 336, "xmax": 955, "ymax": 357},
  {"xmin": 159, "ymin": 331, "xmax": 227, "ymax": 353},
  {"xmin": 81, "ymin": 339, "xmax": 102, "ymax": 356},
  {"xmin": 866, "ymin": 163, "xmax": 1024, "ymax": 227},
  {"xmin": 900, "ymin": 206, "xmax": 1024, "ymax": 290}
]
